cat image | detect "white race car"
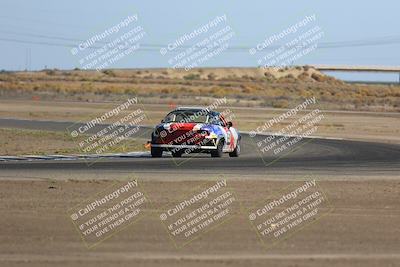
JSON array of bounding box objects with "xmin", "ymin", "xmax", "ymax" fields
[{"xmin": 150, "ymin": 107, "xmax": 241, "ymax": 158}]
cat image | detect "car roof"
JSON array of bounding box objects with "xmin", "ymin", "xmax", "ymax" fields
[{"xmin": 174, "ymin": 107, "xmax": 218, "ymax": 114}]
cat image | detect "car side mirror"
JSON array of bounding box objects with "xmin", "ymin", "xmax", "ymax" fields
[{"xmin": 227, "ymin": 121, "xmax": 233, "ymax": 128}]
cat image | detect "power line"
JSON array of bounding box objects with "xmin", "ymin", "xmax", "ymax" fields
[{"xmin": 0, "ymin": 31, "xmax": 400, "ymax": 52}]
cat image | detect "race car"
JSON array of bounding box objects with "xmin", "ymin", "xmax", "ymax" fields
[{"xmin": 150, "ymin": 107, "xmax": 240, "ymax": 158}]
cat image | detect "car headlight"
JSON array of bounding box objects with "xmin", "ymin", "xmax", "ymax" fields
[{"xmin": 209, "ymin": 132, "xmax": 218, "ymax": 138}]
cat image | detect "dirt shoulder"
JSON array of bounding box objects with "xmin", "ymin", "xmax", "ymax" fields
[{"xmin": 0, "ymin": 178, "xmax": 399, "ymax": 267}]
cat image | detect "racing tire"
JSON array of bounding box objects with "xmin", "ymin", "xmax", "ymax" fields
[
  {"xmin": 171, "ymin": 150, "xmax": 183, "ymax": 158},
  {"xmin": 211, "ymin": 139, "xmax": 224, "ymax": 158},
  {"xmin": 151, "ymin": 146, "xmax": 163, "ymax": 158},
  {"xmin": 229, "ymin": 139, "xmax": 240, "ymax": 157}
]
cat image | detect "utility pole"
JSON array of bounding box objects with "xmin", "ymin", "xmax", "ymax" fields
[{"xmin": 25, "ymin": 48, "xmax": 31, "ymax": 71}]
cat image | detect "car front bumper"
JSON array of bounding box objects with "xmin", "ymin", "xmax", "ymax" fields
[{"xmin": 151, "ymin": 144, "xmax": 218, "ymax": 150}]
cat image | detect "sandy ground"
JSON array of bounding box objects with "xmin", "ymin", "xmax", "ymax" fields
[
  {"xmin": 1, "ymin": 94, "xmax": 399, "ymax": 267},
  {"xmin": 0, "ymin": 177, "xmax": 399, "ymax": 267}
]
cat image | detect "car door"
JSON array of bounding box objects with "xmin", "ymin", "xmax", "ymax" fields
[
  {"xmin": 221, "ymin": 114, "xmax": 240, "ymax": 151},
  {"xmin": 220, "ymin": 114, "xmax": 235, "ymax": 149}
]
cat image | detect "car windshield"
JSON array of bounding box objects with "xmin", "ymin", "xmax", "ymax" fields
[{"xmin": 163, "ymin": 110, "xmax": 209, "ymax": 123}]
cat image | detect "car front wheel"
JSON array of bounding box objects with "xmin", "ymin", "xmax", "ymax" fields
[
  {"xmin": 229, "ymin": 139, "xmax": 240, "ymax": 157},
  {"xmin": 171, "ymin": 150, "xmax": 183, "ymax": 157},
  {"xmin": 151, "ymin": 146, "xmax": 163, "ymax": 157},
  {"xmin": 211, "ymin": 140, "xmax": 224, "ymax": 157}
]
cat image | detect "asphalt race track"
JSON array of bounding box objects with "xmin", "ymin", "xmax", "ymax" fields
[{"xmin": 0, "ymin": 118, "xmax": 399, "ymax": 178}]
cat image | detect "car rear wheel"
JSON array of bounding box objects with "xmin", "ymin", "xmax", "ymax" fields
[
  {"xmin": 211, "ymin": 140, "xmax": 224, "ymax": 158},
  {"xmin": 229, "ymin": 139, "xmax": 240, "ymax": 157},
  {"xmin": 151, "ymin": 146, "xmax": 163, "ymax": 157}
]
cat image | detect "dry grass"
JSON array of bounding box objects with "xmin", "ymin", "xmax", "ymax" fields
[
  {"xmin": 0, "ymin": 67, "xmax": 399, "ymax": 112},
  {"xmin": 0, "ymin": 128, "xmax": 147, "ymax": 156}
]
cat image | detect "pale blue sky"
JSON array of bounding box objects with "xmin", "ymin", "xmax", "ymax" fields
[{"xmin": 1, "ymin": 0, "xmax": 399, "ymax": 81}]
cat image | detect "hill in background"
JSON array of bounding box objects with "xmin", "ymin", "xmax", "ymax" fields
[{"xmin": 0, "ymin": 67, "xmax": 399, "ymax": 111}]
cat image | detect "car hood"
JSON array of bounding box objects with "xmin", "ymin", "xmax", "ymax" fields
[{"xmin": 156, "ymin": 122, "xmax": 211, "ymax": 132}]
